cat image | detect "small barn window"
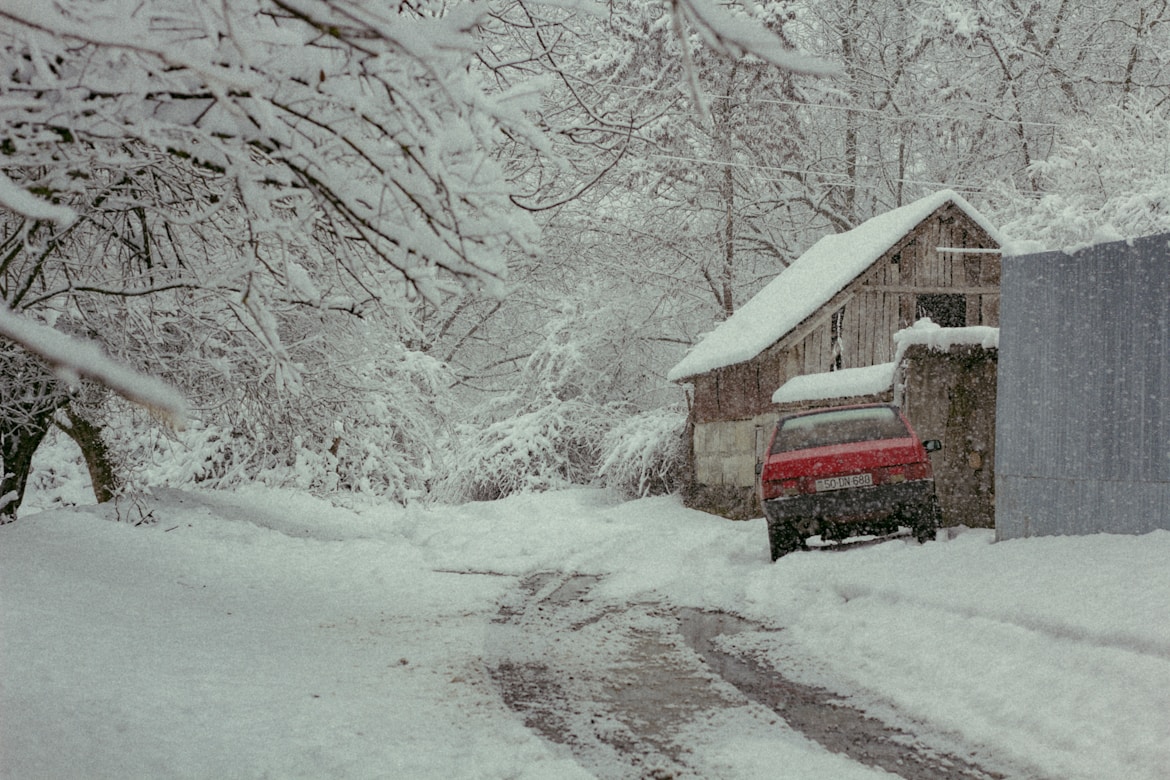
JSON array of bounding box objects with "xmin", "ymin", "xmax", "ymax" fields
[{"xmin": 916, "ymin": 293, "xmax": 966, "ymax": 328}]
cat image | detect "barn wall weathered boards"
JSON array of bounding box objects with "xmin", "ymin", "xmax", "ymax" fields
[
  {"xmin": 996, "ymin": 232, "xmax": 1170, "ymax": 540},
  {"xmin": 669, "ymin": 190, "xmax": 1004, "ymax": 519}
]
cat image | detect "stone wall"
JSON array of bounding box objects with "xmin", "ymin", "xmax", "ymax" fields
[
  {"xmin": 897, "ymin": 344, "xmax": 998, "ymax": 528},
  {"xmin": 692, "ymin": 412, "xmax": 780, "ymax": 489}
]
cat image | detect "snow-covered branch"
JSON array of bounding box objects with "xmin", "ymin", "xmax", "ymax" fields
[
  {"xmin": 0, "ymin": 309, "xmax": 186, "ymax": 423},
  {"xmin": 0, "ymin": 170, "xmax": 76, "ymax": 226},
  {"xmin": 0, "ymin": 0, "xmax": 544, "ymax": 302}
]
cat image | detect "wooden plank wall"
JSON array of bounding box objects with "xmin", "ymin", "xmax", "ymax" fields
[{"xmin": 692, "ymin": 353, "xmax": 788, "ymax": 424}]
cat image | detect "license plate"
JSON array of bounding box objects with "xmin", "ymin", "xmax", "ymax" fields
[{"xmin": 815, "ymin": 473, "xmax": 873, "ymax": 492}]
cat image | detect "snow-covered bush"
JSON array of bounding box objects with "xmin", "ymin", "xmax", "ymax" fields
[
  {"xmin": 434, "ymin": 302, "xmax": 624, "ymax": 502},
  {"xmin": 120, "ymin": 420, "xmax": 254, "ymax": 488},
  {"xmin": 90, "ymin": 323, "xmax": 453, "ymax": 505},
  {"xmin": 441, "ymin": 400, "xmax": 613, "ymax": 502},
  {"xmin": 193, "ymin": 345, "xmax": 449, "ymax": 504},
  {"xmin": 598, "ymin": 407, "xmax": 688, "ymax": 498}
]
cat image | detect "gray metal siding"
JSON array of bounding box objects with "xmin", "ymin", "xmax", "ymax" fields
[{"xmin": 995, "ymin": 233, "xmax": 1170, "ymax": 539}]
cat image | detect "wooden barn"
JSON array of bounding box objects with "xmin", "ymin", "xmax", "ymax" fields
[{"xmin": 668, "ymin": 190, "xmax": 1004, "ymax": 519}]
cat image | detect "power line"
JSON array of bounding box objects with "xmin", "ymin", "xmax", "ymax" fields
[
  {"xmin": 606, "ymin": 82, "xmax": 1066, "ymax": 130},
  {"xmin": 644, "ymin": 152, "xmax": 1042, "ymax": 199}
]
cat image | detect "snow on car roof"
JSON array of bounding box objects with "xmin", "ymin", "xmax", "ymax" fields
[{"xmin": 667, "ymin": 190, "xmax": 1004, "ymax": 382}]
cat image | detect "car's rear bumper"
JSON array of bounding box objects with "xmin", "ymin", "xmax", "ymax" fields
[{"xmin": 762, "ymin": 479, "xmax": 939, "ymax": 537}]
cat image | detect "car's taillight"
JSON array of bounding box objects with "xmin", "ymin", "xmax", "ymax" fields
[
  {"xmin": 761, "ymin": 477, "xmax": 803, "ymax": 500},
  {"xmin": 877, "ymin": 461, "xmax": 931, "ymax": 483},
  {"xmin": 901, "ymin": 460, "xmax": 932, "ymax": 481}
]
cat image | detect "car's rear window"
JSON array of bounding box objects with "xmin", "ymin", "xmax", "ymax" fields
[{"xmin": 770, "ymin": 407, "xmax": 910, "ymax": 453}]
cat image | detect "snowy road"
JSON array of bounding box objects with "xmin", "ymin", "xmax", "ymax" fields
[
  {"xmin": 489, "ymin": 571, "xmax": 741, "ymax": 778},
  {"xmin": 489, "ymin": 570, "xmax": 1015, "ymax": 780},
  {"xmin": 4, "ymin": 487, "xmax": 1170, "ymax": 779}
]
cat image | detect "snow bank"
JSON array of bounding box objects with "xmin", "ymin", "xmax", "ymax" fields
[
  {"xmin": 735, "ymin": 530, "xmax": 1170, "ymax": 780},
  {"xmin": 0, "ymin": 490, "xmax": 590, "ymax": 780},
  {"xmin": 668, "ymin": 190, "xmax": 1005, "ymax": 381}
]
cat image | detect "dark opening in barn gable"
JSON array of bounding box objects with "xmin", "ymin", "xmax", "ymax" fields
[{"xmin": 917, "ymin": 293, "xmax": 967, "ymax": 327}]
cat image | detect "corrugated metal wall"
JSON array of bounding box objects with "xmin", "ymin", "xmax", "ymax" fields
[{"xmin": 995, "ymin": 233, "xmax": 1170, "ymax": 539}]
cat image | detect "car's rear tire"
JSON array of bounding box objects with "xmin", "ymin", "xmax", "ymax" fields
[
  {"xmin": 912, "ymin": 497, "xmax": 942, "ymax": 544},
  {"xmin": 768, "ymin": 520, "xmax": 806, "ymax": 561}
]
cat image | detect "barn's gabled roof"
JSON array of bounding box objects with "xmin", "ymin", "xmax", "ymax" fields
[{"xmin": 667, "ymin": 189, "xmax": 1004, "ymax": 382}]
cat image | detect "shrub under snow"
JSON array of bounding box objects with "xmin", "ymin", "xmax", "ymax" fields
[
  {"xmin": 89, "ymin": 343, "xmax": 452, "ymax": 506},
  {"xmin": 433, "ymin": 302, "xmax": 627, "ymax": 502},
  {"xmin": 438, "ymin": 399, "xmax": 613, "ymax": 502},
  {"xmin": 597, "ymin": 407, "xmax": 688, "ymax": 498}
]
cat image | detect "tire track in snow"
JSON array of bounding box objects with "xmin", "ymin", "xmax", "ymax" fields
[
  {"xmin": 488, "ymin": 571, "xmax": 739, "ymax": 778},
  {"xmin": 488, "ymin": 571, "xmax": 1030, "ymax": 780}
]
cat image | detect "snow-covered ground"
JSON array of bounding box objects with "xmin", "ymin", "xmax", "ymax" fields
[{"xmin": 3, "ymin": 486, "xmax": 1168, "ymax": 779}]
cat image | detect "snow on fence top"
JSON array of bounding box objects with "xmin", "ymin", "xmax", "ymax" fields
[
  {"xmin": 891, "ymin": 318, "xmax": 999, "ymax": 366},
  {"xmin": 771, "ymin": 361, "xmax": 896, "ymax": 405},
  {"xmin": 667, "ymin": 189, "xmax": 1005, "ymax": 382}
]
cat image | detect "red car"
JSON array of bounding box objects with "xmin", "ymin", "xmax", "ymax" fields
[{"xmin": 758, "ymin": 404, "xmax": 942, "ymax": 560}]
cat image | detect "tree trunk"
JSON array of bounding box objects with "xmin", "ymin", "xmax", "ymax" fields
[
  {"xmin": 840, "ymin": 0, "xmax": 859, "ymax": 217},
  {"xmin": 57, "ymin": 405, "xmax": 121, "ymax": 504},
  {"xmin": 0, "ymin": 411, "xmax": 56, "ymax": 522},
  {"xmin": 715, "ymin": 63, "xmax": 739, "ymax": 319}
]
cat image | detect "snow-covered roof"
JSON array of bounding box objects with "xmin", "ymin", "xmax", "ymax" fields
[
  {"xmin": 771, "ymin": 362, "xmax": 895, "ymax": 405},
  {"xmin": 668, "ymin": 190, "xmax": 1005, "ymax": 381}
]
